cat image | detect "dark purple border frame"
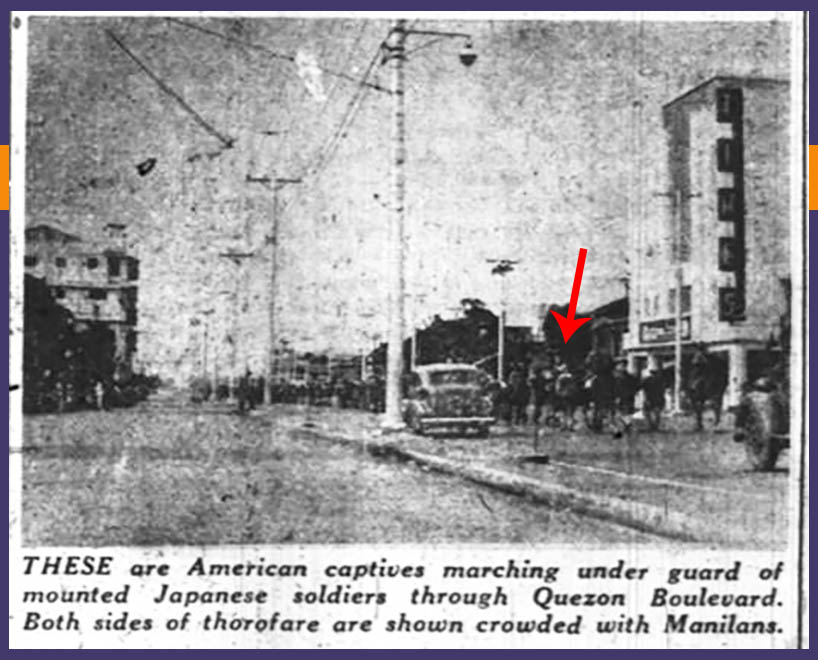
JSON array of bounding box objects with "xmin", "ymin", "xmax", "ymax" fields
[{"xmin": 1, "ymin": 5, "xmax": 812, "ymax": 653}]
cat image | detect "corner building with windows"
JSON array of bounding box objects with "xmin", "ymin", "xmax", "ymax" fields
[
  {"xmin": 625, "ymin": 76, "xmax": 791, "ymax": 407},
  {"xmin": 24, "ymin": 223, "xmax": 140, "ymax": 377}
]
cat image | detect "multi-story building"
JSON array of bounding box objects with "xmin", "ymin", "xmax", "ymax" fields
[
  {"xmin": 24, "ymin": 223, "xmax": 140, "ymax": 377},
  {"xmin": 625, "ymin": 76, "xmax": 791, "ymax": 407}
]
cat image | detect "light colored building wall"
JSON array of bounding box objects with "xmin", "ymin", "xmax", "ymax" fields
[{"xmin": 626, "ymin": 77, "xmax": 790, "ymax": 407}]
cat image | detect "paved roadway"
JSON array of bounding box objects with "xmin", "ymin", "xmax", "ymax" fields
[{"xmin": 20, "ymin": 396, "xmax": 661, "ymax": 546}]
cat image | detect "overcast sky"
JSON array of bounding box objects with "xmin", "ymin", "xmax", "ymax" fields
[{"xmin": 21, "ymin": 12, "xmax": 794, "ymax": 376}]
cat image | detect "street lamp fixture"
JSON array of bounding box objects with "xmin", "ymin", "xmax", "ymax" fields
[{"xmin": 459, "ymin": 40, "xmax": 477, "ymax": 67}]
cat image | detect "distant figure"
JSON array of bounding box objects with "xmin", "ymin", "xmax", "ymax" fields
[
  {"xmin": 554, "ymin": 364, "xmax": 581, "ymax": 430},
  {"xmin": 642, "ymin": 367, "xmax": 665, "ymax": 431},
  {"xmin": 584, "ymin": 347, "xmax": 616, "ymax": 431},
  {"xmin": 612, "ymin": 361, "xmax": 639, "ymax": 436},
  {"xmin": 508, "ymin": 368, "xmax": 530, "ymax": 426},
  {"xmin": 94, "ymin": 380, "xmax": 106, "ymax": 411},
  {"xmin": 237, "ymin": 370, "xmax": 253, "ymax": 414},
  {"xmin": 530, "ymin": 369, "xmax": 548, "ymax": 426}
]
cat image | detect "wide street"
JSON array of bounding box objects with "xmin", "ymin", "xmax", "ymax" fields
[
  {"xmin": 20, "ymin": 393, "xmax": 658, "ymax": 547},
  {"xmin": 19, "ymin": 390, "xmax": 789, "ymax": 549}
]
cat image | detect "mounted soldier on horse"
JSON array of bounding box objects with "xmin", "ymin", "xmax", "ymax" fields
[{"xmin": 686, "ymin": 344, "xmax": 729, "ymax": 430}]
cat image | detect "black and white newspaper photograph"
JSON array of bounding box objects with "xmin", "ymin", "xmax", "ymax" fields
[{"xmin": 8, "ymin": 10, "xmax": 808, "ymax": 649}]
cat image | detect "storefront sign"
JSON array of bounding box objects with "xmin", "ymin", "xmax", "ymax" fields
[{"xmin": 639, "ymin": 316, "xmax": 691, "ymax": 344}]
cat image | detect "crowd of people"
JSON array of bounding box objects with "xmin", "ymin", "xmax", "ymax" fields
[
  {"xmin": 190, "ymin": 370, "xmax": 389, "ymax": 414},
  {"xmin": 24, "ymin": 370, "xmax": 160, "ymax": 414},
  {"xmin": 189, "ymin": 344, "xmax": 732, "ymax": 433}
]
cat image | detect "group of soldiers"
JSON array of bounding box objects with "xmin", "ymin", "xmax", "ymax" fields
[
  {"xmin": 490, "ymin": 344, "xmax": 730, "ymax": 434},
  {"xmin": 490, "ymin": 350, "xmax": 673, "ymax": 433}
]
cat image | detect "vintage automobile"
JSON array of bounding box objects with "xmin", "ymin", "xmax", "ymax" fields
[{"xmin": 402, "ymin": 363, "xmax": 495, "ymax": 436}]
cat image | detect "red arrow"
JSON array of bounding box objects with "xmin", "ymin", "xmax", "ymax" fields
[{"xmin": 551, "ymin": 248, "xmax": 592, "ymax": 343}]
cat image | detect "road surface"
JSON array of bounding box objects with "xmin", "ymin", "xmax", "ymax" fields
[{"xmin": 20, "ymin": 398, "xmax": 660, "ymax": 546}]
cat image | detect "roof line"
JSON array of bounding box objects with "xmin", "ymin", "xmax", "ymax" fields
[{"xmin": 662, "ymin": 74, "xmax": 789, "ymax": 111}]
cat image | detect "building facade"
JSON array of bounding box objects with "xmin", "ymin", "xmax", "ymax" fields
[
  {"xmin": 24, "ymin": 223, "xmax": 140, "ymax": 377},
  {"xmin": 625, "ymin": 76, "xmax": 791, "ymax": 407}
]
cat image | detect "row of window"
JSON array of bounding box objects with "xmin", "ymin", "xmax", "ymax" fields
[
  {"xmin": 644, "ymin": 285, "xmax": 692, "ymax": 318},
  {"xmin": 54, "ymin": 288, "xmax": 107, "ymax": 300},
  {"xmin": 715, "ymin": 88, "xmax": 745, "ymax": 322},
  {"xmin": 24, "ymin": 255, "xmax": 138, "ymax": 279}
]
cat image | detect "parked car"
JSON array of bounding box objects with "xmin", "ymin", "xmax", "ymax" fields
[{"xmin": 402, "ymin": 363, "xmax": 495, "ymax": 436}]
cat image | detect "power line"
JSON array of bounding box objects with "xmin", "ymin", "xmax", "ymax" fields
[
  {"xmin": 106, "ymin": 29, "xmax": 234, "ymax": 149},
  {"xmin": 166, "ymin": 17, "xmax": 390, "ymax": 93},
  {"xmin": 276, "ymin": 20, "xmax": 369, "ymax": 177},
  {"xmin": 164, "ymin": 15, "xmax": 388, "ymax": 206},
  {"xmin": 306, "ymin": 42, "xmax": 383, "ymax": 179},
  {"xmin": 276, "ymin": 36, "xmax": 386, "ymax": 220}
]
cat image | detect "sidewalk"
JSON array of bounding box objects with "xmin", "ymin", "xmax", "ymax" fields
[{"xmin": 278, "ymin": 405, "xmax": 788, "ymax": 548}]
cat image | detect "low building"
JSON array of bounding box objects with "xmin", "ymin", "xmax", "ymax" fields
[
  {"xmin": 589, "ymin": 297, "xmax": 628, "ymax": 358},
  {"xmin": 625, "ymin": 76, "xmax": 791, "ymax": 406},
  {"xmin": 24, "ymin": 223, "xmax": 140, "ymax": 378}
]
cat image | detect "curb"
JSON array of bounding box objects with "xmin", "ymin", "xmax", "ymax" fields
[{"xmin": 297, "ymin": 422, "xmax": 717, "ymax": 543}]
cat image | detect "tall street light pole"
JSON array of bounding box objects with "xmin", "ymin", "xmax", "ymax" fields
[
  {"xmin": 488, "ymin": 258, "xmax": 518, "ymax": 382},
  {"xmin": 381, "ymin": 21, "xmax": 408, "ymax": 431},
  {"xmin": 380, "ymin": 20, "xmax": 477, "ymax": 431}
]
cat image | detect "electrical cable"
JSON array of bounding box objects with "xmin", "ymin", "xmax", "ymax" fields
[
  {"xmin": 106, "ymin": 29, "xmax": 235, "ymax": 150},
  {"xmin": 166, "ymin": 17, "xmax": 390, "ymax": 93}
]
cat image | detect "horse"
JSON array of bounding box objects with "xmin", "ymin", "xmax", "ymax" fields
[{"xmin": 580, "ymin": 371, "xmax": 617, "ymax": 433}]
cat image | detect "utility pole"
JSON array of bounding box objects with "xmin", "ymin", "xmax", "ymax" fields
[
  {"xmin": 654, "ymin": 189, "xmax": 699, "ymax": 414},
  {"xmin": 380, "ymin": 20, "xmax": 476, "ymax": 430},
  {"xmin": 672, "ymin": 189, "xmax": 683, "ymax": 415},
  {"xmin": 218, "ymin": 252, "xmax": 254, "ymax": 386},
  {"xmin": 266, "ymin": 176, "xmax": 302, "ymax": 404},
  {"xmin": 201, "ymin": 308, "xmax": 215, "ymax": 383},
  {"xmin": 409, "ymin": 293, "xmax": 427, "ymax": 371},
  {"xmin": 381, "ymin": 20, "xmax": 408, "ymax": 431}
]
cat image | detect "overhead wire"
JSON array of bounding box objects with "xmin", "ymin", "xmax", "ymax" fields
[
  {"xmin": 275, "ymin": 19, "xmax": 369, "ymax": 178},
  {"xmin": 164, "ymin": 15, "xmax": 389, "ymax": 206},
  {"xmin": 106, "ymin": 29, "xmax": 235, "ymax": 149},
  {"xmin": 166, "ymin": 17, "xmax": 390, "ymax": 93},
  {"xmin": 303, "ymin": 41, "xmax": 383, "ymax": 180},
  {"xmin": 277, "ymin": 34, "xmax": 387, "ymax": 217}
]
